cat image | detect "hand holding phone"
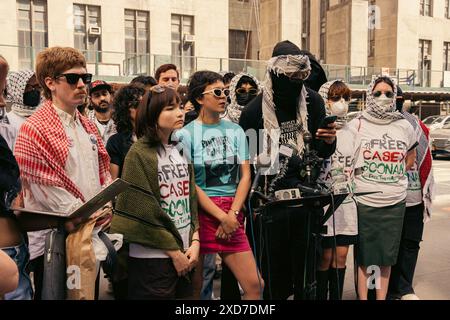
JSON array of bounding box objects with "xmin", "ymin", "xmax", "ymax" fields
[{"xmin": 320, "ymin": 115, "xmax": 337, "ymax": 129}]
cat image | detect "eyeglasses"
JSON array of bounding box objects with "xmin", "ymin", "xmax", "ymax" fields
[
  {"xmin": 373, "ymin": 91, "xmax": 394, "ymax": 98},
  {"xmin": 202, "ymin": 88, "xmax": 230, "ymax": 98},
  {"xmin": 55, "ymin": 73, "xmax": 93, "ymax": 85},
  {"xmin": 329, "ymin": 95, "xmax": 351, "ymax": 102},
  {"xmin": 236, "ymin": 88, "xmax": 258, "ymax": 95}
]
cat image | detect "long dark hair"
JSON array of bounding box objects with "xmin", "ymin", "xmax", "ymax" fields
[
  {"xmin": 112, "ymin": 84, "xmax": 145, "ymax": 133},
  {"xmin": 135, "ymin": 86, "xmax": 181, "ymax": 146}
]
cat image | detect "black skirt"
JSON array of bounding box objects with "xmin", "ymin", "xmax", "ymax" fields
[
  {"xmin": 356, "ymin": 201, "xmax": 406, "ymax": 267},
  {"xmin": 322, "ymin": 234, "xmax": 358, "ymax": 248}
]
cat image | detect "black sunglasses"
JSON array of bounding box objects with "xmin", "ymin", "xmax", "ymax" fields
[
  {"xmin": 55, "ymin": 73, "xmax": 93, "ymax": 85},
  {"xmin": 236, "ymin": 88, "xmax": 258, "ymax": 95},
  {"xmin": 373, "ymin": 91, "xmax": 394, "ymax": 99}
]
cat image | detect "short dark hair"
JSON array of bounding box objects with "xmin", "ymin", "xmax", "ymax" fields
[
  {"xmin": 177, "ymin": 85, "xmax": 189, "ymax": 105},
  {"xmin": 155, "ymin": 64, "xmax": 179, "ymax": 81},
  {"xmin": 135, "ymin": 87, "xmax": 181, "ymax": 146},
  {"xmin": 373, "ymin": 76, "xmax": 395, "ymax": 92},
  {"xmin": 131, "ymin": 75, "xmax": 157, "ymax": 87},
  {"xmin": 112, "ymin": 84, "xmax": 146, "ymax": 133},
  {"xmin": 223, "ymin": 72, "xmax": 236, "ymax": 85},
  {"xmin": 237, "ymin": 76, "xmax": 257, "ymax": 89},
  {"xmin": 187, "ymin": 71, "xmax": 223, "ymax": 111}
]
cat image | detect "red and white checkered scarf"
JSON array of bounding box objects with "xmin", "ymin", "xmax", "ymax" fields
[{"xmin": 14, "ymin": 100, "xmax": 111, "ymax": 202}]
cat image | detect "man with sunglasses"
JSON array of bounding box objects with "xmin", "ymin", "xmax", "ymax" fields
[
  {"xmin": 239, "ymin": 40, "xmax": 337, "ymax": 300},
  {"xmin": 87, "ymin": 80, "xmax": 116, "ymax": 145},
  {"xmin": 14, "ymin": 47, "xmax": 111, "ymax": 299}
]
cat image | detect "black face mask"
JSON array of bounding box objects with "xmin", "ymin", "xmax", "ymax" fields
[
  {"xmin": 23, "ymin": 89, "xmax": 41, "ymax": 107},
  {"xmin": 271, "ymin": 73, "xmax": 303, "ymax": 106},
  {"xmin": 236, "ymin": 92, "xmax": 257, "ymax": 106}
]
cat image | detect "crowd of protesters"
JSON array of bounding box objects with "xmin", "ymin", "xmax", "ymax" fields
[{"xmin": 0, "ymin": 40, "xmax": 434, "ymax": 301}]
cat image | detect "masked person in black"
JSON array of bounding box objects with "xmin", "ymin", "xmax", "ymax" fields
[
  {"xmin": 239, "ymin": 40, "xmax": 337, "ymax": 300},
  {"xmin": 224, "ymin": 73, "xmax": 261, "ymax": 124}
]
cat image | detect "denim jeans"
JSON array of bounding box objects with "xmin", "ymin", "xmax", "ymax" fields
[
  {"xmin": 200, "ymin": 253, "xmax": 216, "ymax": 300},
  {"xmin": 2, "ymin": 242, "xmax": 33, "ymax": 300}
]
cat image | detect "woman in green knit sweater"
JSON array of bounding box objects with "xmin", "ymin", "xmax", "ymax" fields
[{"xmin": 110, "ymin": 85, "xmax": 200, "ymax": 300}]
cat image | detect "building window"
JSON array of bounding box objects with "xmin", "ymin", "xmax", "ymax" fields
[
  {"xmin": 419, "ymin": 39, "xmax": 432, "ymax": 87},
  {"xmin": 368, "ymin": 0, "xmax": 376, "ymax": 58},
  {"xmin": 444, "ymin": 42, "xmax": 450, "ymax": 71},
  {"xmin": 171, "ymin": 14, "xmax": 194, "ymax": 80},
  {"xmin": 17, "ymin": 0, "xmax": 48, "ymax": 69},
  {"xmin": 73, "ymin": 4, "xmax": 101, "ymax": 63},
  {"xmin": 229, "ymin": 30, "xmax": 251, "ymax": 59},
  {"xmin": 124, "ymin": 9, "xmax": 149, "ymax": 75},
  {"xmin": 420, "ymin": 0, "xmax": 432, "ymax": 17},
  {"xmin": 319, "ymin": 0, "xmax": 329, "ymax": 62},
  {"xmin": 446, "ymin": 0, "xmax": 450, "ymax": 18},
  {"xmin": 302, "ymin": 0, "xmax": 310, "ymax": 51}
]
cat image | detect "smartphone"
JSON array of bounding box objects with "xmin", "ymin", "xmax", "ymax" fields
[{"xmin": 320, "ymin": 115, "xmax": 337, "ymax": 129}]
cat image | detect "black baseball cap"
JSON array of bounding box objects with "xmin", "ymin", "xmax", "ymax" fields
[{"xmin": 88, "ymin": 80, "xmax": 112, "ymax": 95}]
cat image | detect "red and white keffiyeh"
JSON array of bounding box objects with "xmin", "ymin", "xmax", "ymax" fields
[{"xmin": 14, "ymin": 99, "xmax": 111, "ymax": 202}]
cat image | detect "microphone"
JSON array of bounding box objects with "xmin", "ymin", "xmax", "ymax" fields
[
  {"xmin": 303, "ymin": 131, "xmax": 313, "ymax": 183},
  {"xmin": 303, "ymin": 131, "xmax": 313, "ymax": 153},
  {"xmin": 249, "ymin": 170, "xmax": 262, "ymax": 199},
  {"xmin": 249, "ymin": 153, "xmax": 272, "ymax": 200}
]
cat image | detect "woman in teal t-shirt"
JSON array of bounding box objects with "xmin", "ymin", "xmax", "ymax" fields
[{"xmin": 177, "ymin": 71, "xmax": 263, "ymax": 300}]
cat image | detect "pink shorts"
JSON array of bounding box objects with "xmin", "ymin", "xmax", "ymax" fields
[{"xmin": 199, "ymin": 196, "xmax": 251, "ymax": 255}]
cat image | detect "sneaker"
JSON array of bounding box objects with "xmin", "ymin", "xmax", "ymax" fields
[{"xmin": 401, "ymin": 293, "xmax": 420, "ymax": 300}]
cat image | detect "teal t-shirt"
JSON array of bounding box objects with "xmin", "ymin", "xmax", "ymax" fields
[{"xmin": 176, "ymin": 120, "xmax": 249, "ymax": 197}]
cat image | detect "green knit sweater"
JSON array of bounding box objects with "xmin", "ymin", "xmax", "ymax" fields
[{"xmin": 110, "ymin": 137, "xmax": 199, "ymax": 251}]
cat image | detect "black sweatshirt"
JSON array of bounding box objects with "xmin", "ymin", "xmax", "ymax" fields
[{"xmin": 239, "ymin": 88, "xmax": 336, "ymax": 160}]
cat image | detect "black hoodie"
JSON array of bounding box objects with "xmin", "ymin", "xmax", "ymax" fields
[{"xmin": 239, "ymin": 40, "xmax": 335, "ymax": 160}]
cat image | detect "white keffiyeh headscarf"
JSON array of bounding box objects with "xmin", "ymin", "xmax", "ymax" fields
[
  {"xmin": 362, "ymin": 75, "xmax": 404, "ymax": 124},
  {"xmin": 225, "ymin": 72, "xmax": 262, "ymax": 123},
  {"xmin": 262, "ymin": 54, "xmax": 312, "ymax": 157},
  {"xmin": 318, "ymin": 80, "xmax": 348, "ymax": 129},
  {"xmin": 6, "ymin": 70, "xmax": 41, "ymax": 118}
]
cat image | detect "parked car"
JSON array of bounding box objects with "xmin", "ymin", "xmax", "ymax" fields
[
  {"xmin": 429, "ymin": 115, "xmax": 450, "ymax": 131},
  {"xmin": 422, "ymin": 115, "xmax": 440, "ymax": 128},
  {"xmin": 430, "ymin": 123, "xmax": 450, "ymax": 159}
]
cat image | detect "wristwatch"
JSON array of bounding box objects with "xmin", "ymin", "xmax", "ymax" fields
[{"xmin": 230, "ymin": 209, "xmax": 239, "ymax": 217}]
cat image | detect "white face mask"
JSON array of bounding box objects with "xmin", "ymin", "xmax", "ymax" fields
[
  {"xmin": 374, "ymin": 95, "xmax": 394, "ymax": 111},
  {"xmin": 329, "ymin": 99, "xmax": 349, "ymax": 118}
]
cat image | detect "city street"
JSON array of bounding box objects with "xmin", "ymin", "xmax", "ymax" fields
[{"xmin": 100, "ymin": 159, "xmax": 450, "ymax": 301}]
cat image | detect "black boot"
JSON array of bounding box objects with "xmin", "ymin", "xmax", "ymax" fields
[
  {"xmin": 316, "ymin": 270, "xmax": 329, "ymax": 300},
  {"xmin": 329, "ymin": 268, "xmax": 346, "ymax": 300}
]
